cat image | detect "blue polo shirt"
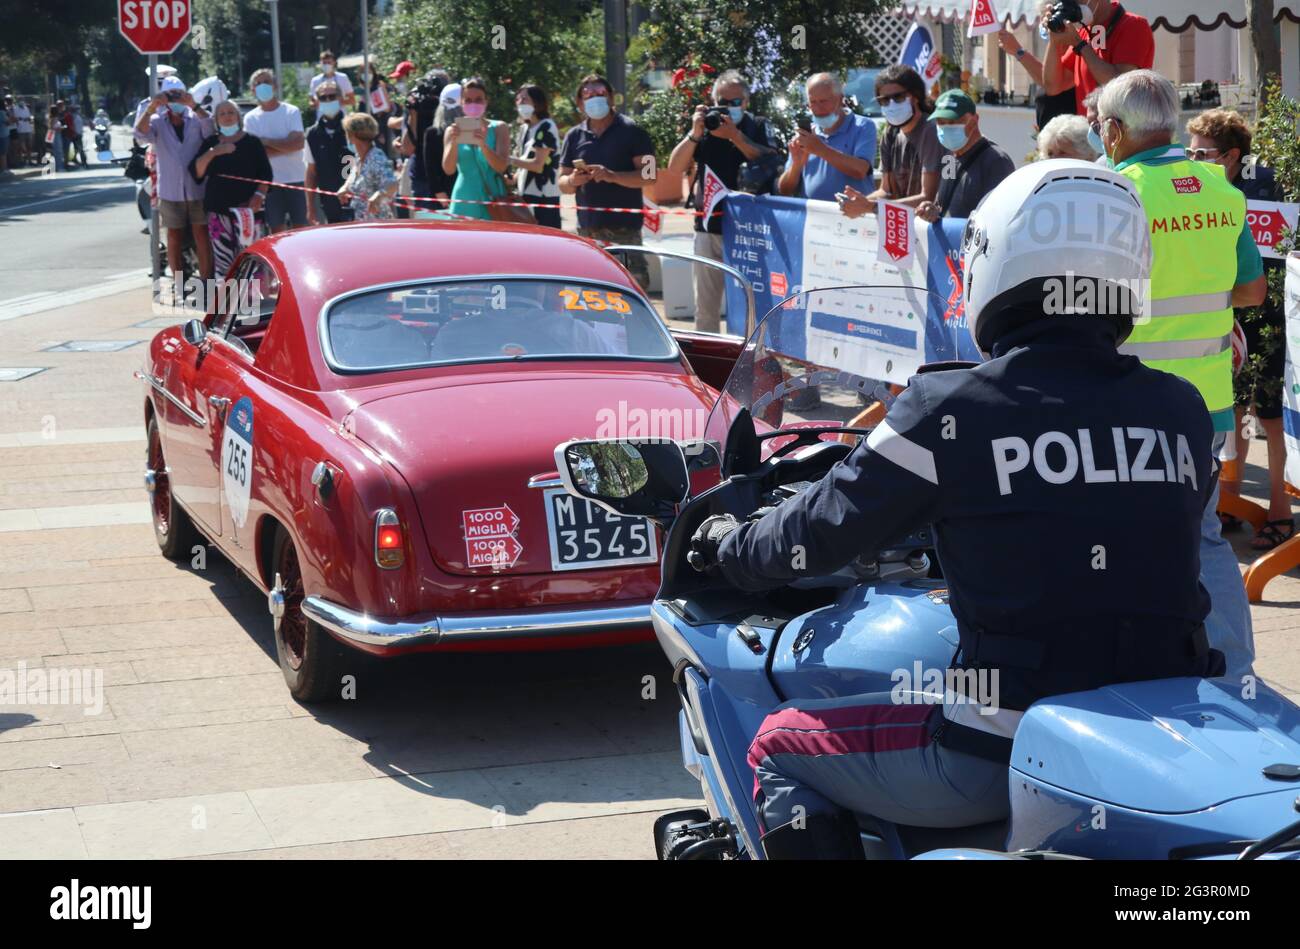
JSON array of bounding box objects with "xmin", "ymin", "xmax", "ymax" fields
[
  {"xmin": 784, "ymin": 110, "xmax": 877, "ymax": 201},
  {"xmin": 558, "ymin": 112, "xmax": 656, "ymax": 230}
]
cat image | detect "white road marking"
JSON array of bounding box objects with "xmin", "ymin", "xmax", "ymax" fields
[
  {"xmin": 0, "ymin": 427, "xmax": 144, "ymax": 449},
  {"xmin": 0, "ymin": 271, "xmax": 151, "ymax": 323},
  {"xmin": 0, "ymin": 182, "xmax": 135, "ymax": 214},
  {"xmin": 0, "ymin": 502, "xmax": 151, "ymax": 533}
]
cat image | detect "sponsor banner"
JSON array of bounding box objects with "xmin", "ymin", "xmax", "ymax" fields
[
  {"xmin": 721, "ymin": 193, "xmax": 979, "ymax": 383},
  {"xmin": 900, "ymin": 22, "xmax": 944, "ymax": 85},
  {"xmin": 1248, "ymin": 200, "xmax": 1299, "ymax": 261},
  {"xmin": 968, "ymin": 0, "xmax": 1001, "ymax": 36},
  {"xmin": 1283, "ymin": 254, "xmax": 1300, "ymax": 490}
]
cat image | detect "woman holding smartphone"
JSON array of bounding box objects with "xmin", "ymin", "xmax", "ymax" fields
[
  {"xmin": 509, "ymin": 84, "xmax": 561, "ymax": 228},
  {"xmin": 442, "ymin": 77, "xmax": 510, "ymax": 220}
]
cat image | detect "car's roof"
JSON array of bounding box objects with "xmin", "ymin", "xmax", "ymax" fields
[{"xmin": 246, "ymin": 220, "xmax": 653, "ymax": 391}]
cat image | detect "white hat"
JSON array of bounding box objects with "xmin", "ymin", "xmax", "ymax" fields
[
  {"xmin": 147, "ymin": 64, "xmax": 178, "ymax": 78},
  {"xmin": 439, "ymin": 82, "xmax": 461, "ymax": 108},
  {"xmin": 160, "ymin": 76, "xmax": 186, "ymax": 94},
  {"xmin": 961, "ymin": 159, "xmax": 1151, "ymax": 354}
]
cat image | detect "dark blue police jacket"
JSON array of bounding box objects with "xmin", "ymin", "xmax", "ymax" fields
[{"xmin": 718, "ymin": 317, "xmax": 1219, "ymax": 715}]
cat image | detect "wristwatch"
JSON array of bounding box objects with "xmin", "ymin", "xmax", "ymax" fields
[
  {"xmin": 1014, "ymin": 48, "xmax": 1027, "ymax": 59},
  {"xmin": 1073, "ymin": 38, "xmax": 1089, "ymax": 54},
  {"xmin": 687, "ymin": 134, "xmax": 703, "ymax": 144}
]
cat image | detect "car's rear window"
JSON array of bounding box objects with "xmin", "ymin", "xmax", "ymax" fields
[{"xmin": 323, "ymin": 278, "xmax": 677, "ymax": 371}]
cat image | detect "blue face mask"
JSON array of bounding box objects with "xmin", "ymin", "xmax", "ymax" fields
[
  {"xmin": 345, "ymin": 141, "xmax": 357, "ymax": 155},
  {"xmin": 727, "ymin": 106, "xmax": 744, "ymax": 124},
  {"xmin": 219, "ymin": 122, "xmax": 240, "ymax": 137},
  {"xmin": 881, "ymin": 99, "xmax": 914, "ymax": 127},
  {"xmin": 167, "ymin": 101, "xmax": 186, "ymax": 115},
  {"xmin": 814, "ymin": 111, "xmax": 839, "ymax": 131},
  {"xmin": 1087, "ymin": 125, "xmax": 1103, "ymax": 155},
  {"xmin": 583, "ymin": 96, "xmax": 610, "ymax": 120},
  {"xmin": 318, "ymin": 100, "xmax": 341, "ymax": 118},
  {"xmin": 254, "ymin": 83, "xmax": 275, "ymax": 103},
  {"xmin": 937, "ymin": 123, "xmax": 968, "ymax": 151}
]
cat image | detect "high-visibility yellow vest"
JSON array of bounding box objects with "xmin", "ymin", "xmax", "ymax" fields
[{"xmin": 1117, "ymin": 152, "xmax": 1243, "ymax": 417}]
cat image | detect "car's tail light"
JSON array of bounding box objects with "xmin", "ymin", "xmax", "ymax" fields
[{"xmin": 374, "ymin": 509, "xmax": 404, "ymax": 569}]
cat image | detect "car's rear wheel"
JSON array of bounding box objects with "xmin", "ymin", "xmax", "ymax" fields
[
  {"xmin": 147, "ymin": 416, "xmax": 200, "ymax": 560},
  {"xmin": 271, "ymin": 529, "xmax": 352, "ymax": 703}
]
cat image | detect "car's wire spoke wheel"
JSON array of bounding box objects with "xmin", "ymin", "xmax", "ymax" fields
[
  {"xmin": 148, "ymin": 426, "xmax": 170, "ymax": 537},
  {"xmin": 276, "ymin": 539, "xmax": 308, "ymax": 670}
]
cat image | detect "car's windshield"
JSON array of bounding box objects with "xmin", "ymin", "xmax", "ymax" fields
[
  {"xmin": 704, "ymin": 284, "xmax": 943, "ymax": 459},
  {"xmin": 323, "ymin": 278, "xmax": 677, "ymax": 372}
]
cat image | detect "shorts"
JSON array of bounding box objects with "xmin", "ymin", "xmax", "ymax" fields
[
  {"xmin": 159, "ymin": 198, "xmax": 206, "ymax": 229},
  {"xmin": 264, "ymin": 183, "xmax": 308, "ymax": 230}
]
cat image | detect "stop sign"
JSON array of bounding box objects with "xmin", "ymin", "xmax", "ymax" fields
[{"xmin": 118, "ymin": 0, "xmax": 191, "ymax": 55}]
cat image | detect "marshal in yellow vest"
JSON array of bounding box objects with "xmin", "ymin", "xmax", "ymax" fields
[{"xmin": 1117, "ymin": 155, "xmax": 1243, "ymax": 417}]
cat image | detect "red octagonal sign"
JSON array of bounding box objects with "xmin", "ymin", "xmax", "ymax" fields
[{"xmin": 119, "ymin": 0, "xmax": 191, "ymax": 55}]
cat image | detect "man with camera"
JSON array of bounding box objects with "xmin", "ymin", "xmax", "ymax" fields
[
  {"xmin": 776, "ymin": 73, "xmax": 877, "ymax": 202},
  {"xmin": 666, "ymin": 70, "xmax": 778, "ymax": 334},
  {"xmin": 1041, "ymin": 0, "xmax": 1153, "ymax": 116}
]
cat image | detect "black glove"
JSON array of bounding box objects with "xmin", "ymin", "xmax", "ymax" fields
[{"xmin": 687, "ymin": 514, "xmax": 740, "ymax": 573}]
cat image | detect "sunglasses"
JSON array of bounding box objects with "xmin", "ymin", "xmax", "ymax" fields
[
  {"xmin": 318, "ymin": 94, "xmax": 339, "ymax": 102},
  {"xmin": 165, "ymin": 92, "xmax": 184, "ymax": 101},
  {"xmin": 716, "ymin": 97, "xmax": 744, "ymax": 107},
  {"xmin": 878, "ymin": 92, "xmax": 910, "ymax": 105},
  {"xmin": 1187, "ymin": 147, "xmax": 1222, "ymax": 161}
]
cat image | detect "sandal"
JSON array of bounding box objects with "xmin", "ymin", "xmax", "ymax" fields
[{"xmin": 1251, "ymin": 519, "xmax": 1296, "ymax": 550}]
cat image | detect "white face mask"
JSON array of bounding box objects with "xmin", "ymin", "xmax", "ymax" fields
[{"xmin": 517, "ymin": 103, "xmax": 535, "ymax": 120}]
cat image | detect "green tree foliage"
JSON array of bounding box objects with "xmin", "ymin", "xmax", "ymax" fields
[
  {"xmin": 1235, "ymin": 79, "xmax": 1296, "ymax": 413},
  {"xmin": 374, "ymin": 0, "xmax": 604, "ymax": 124}
]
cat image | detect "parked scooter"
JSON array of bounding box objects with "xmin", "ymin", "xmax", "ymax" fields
[{"xmin": 553, "ymin": 284, "xmax": 1300, "ymax": 860}]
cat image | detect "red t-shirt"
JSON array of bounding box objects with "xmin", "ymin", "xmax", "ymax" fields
[{"xmin": 1061, "ymin": 2, "xmax": 1155, "ymax": 114}]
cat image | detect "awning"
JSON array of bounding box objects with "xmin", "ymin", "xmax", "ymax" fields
[{"xmin": 893, "ymin": 1, "xmax": 1300, "ymax": 32}]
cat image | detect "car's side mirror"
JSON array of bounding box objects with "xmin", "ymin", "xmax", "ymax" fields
[
  {"xmin": 554, "ymin": 439, "xmax": 689, "ymax": 522},
  {"xmin": 181, "ymin": 318, "xmax": 206, "ymax": 347}
]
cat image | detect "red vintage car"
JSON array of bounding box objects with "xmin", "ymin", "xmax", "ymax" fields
[{"xmin": 137, "ymin": 221, "xmax": 745, "ymax": 701}]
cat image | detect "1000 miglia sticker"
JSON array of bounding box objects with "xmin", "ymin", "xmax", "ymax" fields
[{"xmin": 222, "ymin": 397, "xmax": 254, "ymax": 530}]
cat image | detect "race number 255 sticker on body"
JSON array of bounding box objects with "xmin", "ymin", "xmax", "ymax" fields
[
  {"xmin": 221, "ymin": 397, "xmax": 254, "ymax": 531},
  {"xmin": 558, "ymin": 288, "xmax": 631, "ymax": 314}
]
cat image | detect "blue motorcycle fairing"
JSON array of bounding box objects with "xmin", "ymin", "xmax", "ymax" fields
[{"xmin": 770, "ymin": 581, "xmax": 960, "ymax": 702}]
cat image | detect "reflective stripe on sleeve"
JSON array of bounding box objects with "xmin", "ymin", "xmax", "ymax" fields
[
  {"xmin": 1120, "ymin": 333, "xmax": 1231, "ymax": 361},
  {"xmin": 1144, "ymin": 291, "xmax": 1232, "ymax": 318},
  {"xmin": 865, "ymin": 420, "xmax": 938, "ymax": 484}
]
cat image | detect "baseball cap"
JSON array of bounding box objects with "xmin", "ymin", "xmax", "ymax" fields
[
  {"xmin": 439, "ymin": 82, "xmax": 461, "ymax": 108},
  {"xmin": 389, "ymin": 61, "xmax": 416, "ymax": 79},
  {"xmin": 932, "ymin": 89, "xmax": 976, "ymax": 121},
  {"xmin": 160, "ymin": 76, "xmax": 187, "ymax": 95}
]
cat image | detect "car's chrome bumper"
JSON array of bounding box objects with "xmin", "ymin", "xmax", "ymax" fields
[{"xmin": 300, "ymin": 596, "xmax": 652, "ymax": 649}]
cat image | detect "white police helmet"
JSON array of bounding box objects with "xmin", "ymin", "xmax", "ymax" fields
[{"xmin": 961, "ymin": 158, "xmax": 1152, "ymax": 355}]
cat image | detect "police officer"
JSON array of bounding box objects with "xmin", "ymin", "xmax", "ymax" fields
[
  {"xmin": 1099, "ymin": 70, "xmax": 1265, "ymax": 679},
  {"xmin": 688, "ymin": 160, "xmax": 1223, "ymax": 859}
]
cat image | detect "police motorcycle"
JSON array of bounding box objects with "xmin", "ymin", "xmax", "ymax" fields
[{"xmin": 553, "ymin": 283, "xmax": 1300, "ymax": 860}]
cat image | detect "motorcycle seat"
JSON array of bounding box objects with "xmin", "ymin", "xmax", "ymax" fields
[{"xmin": 855, "ymin": 813, "xmax": 1009, "ymax": 859}]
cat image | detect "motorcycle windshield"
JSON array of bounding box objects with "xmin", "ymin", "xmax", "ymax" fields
[{"xmin": 704, "ymin": 284, "xmax": 947, "ymax": 459}]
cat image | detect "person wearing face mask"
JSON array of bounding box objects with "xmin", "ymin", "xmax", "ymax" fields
[
  {"xmin": 509, "ymin": 84, "xmax": 562, "ymax": 229},
  {"xmin": 1187, "ymin": 108, "xmax": 1292, "ymax": 552},
  {"xmin": 242, "ymin": 69, "xmax": 307, "ymax": 233},
  {"xmin": 309, "ymin": 51, "xmax": 356, "ymax": 109},
  {"xmin": 776, "ymin": 72, "xmax": 875, "ymax": 202},
  {"xmin": 134, "ymin": 75, "xmax": 214, "ymax": 279},
  {"xmin": 838, "ymin": 65, "xmax": 940, "ymax": 219},
  {"xmin": 1041, "ymin": 0, "xmax": 1153, "ymax": 117},
  {"xmin": 339, "ymin": 112, "xmax": 399, "ymax": 222},
  {"xmin": 669, "ymin": 70, "xmax": 779, "ymax": 332},
  {"xmin": 190, "ymin": 101, "xmax": 272, "ymax": 278},
  {"xmin": 1081, "ymin": 88, "xmax": 1108, "ymax": 164},
  {"xmin": 557, "ymin": 74, "xmax": 657, "ymax": 288},
  {"xmin": 1036, "ymin": 113, "xmax": 1100, "ymax": 161},
  {"xmin": 1099, "ymin": 70, "xmax": 1266, "ymax": 680},
  {"xmin": 916, "ymin": 90, "xmax": 1013, "ymax": 223},
  {"xmin": 442, "ymin": 76, "xmax": 510, "ymax": 221},
  {"xmin": 304, "ymin": 80, "xmax": 352, "ymax": 225}
]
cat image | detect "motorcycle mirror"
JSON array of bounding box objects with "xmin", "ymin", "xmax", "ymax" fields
[
  {"xmin": 553, "ymin": 438, "xmax": 689, "ymax": 522},
  {"xmin": 181, "ymin": 318, "xmax": 206, "ymax": 347}
]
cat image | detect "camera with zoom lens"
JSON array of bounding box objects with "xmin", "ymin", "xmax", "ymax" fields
[
  {"xmin": 703, "ymin": 106, "xmax": 729, "ymax": 131},
  {"xmin": 1047, "ymin": 0, "xmax": 1085, "ymax": 32}
]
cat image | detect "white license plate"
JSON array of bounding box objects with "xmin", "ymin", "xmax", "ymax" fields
[{"xmin": 543, "ymin": 488, "xmax": 659, "ymax": 571}]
